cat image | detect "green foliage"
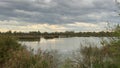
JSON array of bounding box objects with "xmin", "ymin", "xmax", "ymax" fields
[
  {"xmin": 0, "ymin": 25, "xmax": 119, "ymax": 68},
  {"xmin": 64, "ymin": 25, "xmax": 120, "ymax": 68},
  {"xmin": 4, "ymin": 50, "xmax": 59, "ymax": 68},
  {"xmin": 114, "ymin": 25, "xmax": 120, "ymax": 37},
  {"xmin": 0, "ymin": 35, "xmax": 22, "ymax": 66},
  {"xmin": 0, "ymin": 35, "xmax": 59, "ymax": 68},
  {"xmin": 61, "ymin": 58, "xmax": 73, "ymax": 68}
]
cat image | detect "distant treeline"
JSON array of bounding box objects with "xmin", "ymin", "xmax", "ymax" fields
[{"xmin": 0, "ymin": 30, "xmax": 117, "ymax": 37}]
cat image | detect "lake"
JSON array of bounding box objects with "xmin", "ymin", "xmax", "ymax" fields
[{"xmin": 20, "ymin": 37, "xmax": 109, "ymax": 56}]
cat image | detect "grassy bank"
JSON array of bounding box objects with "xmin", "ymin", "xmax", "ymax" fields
[
  {"xmin": 0, "ymin": 26, "xmax": 119, "ymax": 68},
  {"xmin": 61, "ymin": 25, "xmax": 120, "ymax": 68},
  {"xmin": 0, "ymin": 35, "xmax": 59, "ymax": 68}
]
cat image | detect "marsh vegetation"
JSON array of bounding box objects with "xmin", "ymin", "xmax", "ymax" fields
[{"xmin": 0, "ymin": 25, "xmax": 120, "ymax": 68}]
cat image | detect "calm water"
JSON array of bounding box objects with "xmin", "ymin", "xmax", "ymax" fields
[{"xmin": 20, "ymin": 37, "xmax": 108, "ymax": 55}]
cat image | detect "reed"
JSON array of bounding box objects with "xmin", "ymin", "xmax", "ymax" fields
[{"xmin": 0, "ymin": 35, "xmax": 60, "ymax": 68}]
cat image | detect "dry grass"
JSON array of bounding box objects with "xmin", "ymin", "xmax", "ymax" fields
[{"xmin": 0, "ymin": 35, "xmax": 60, "ymax": 68}]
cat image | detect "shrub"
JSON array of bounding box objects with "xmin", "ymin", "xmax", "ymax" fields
[
  {"xmin": 0, "ymin": 35, "xmax": 60, "ymax": 68},
  {"xmin": 0, "ymin": 35, "xmax": 22, "ymax": 67},
  {"xmin": 62, "ymin": 25, "xmax": 120, "ymax": 68}
]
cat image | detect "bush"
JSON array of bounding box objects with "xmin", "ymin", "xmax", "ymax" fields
[
  {"xmin": 62, "ymin": 25, "xmax": 120, "ymax": 68},
  {"xmin": 0, "ymin": 35, "xmax": 60, "ymax": 68},
  {"xmin": 4, "ymin": 50, "xmax": 59, "ymax": 68},
  {"xmin": 0, "ymin": 35, "xmax": 22, "ymax": 67}
]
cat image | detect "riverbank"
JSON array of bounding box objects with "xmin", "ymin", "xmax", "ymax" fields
[
  {"xmin": 0, "ymin": 26, "xmax": 119, "ymax": 68},
  {"xmin": 0, "ymin": 35, "xmax": 120, "ymax": 68}
]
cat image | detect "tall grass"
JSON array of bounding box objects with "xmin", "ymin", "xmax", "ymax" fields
[
  {"xmin": 0, "ymin": 35, "xmax": 22, "ymax": 67},
  {"xmin": 61, "ymin": 25, "xmax": 120, "ymax": 68},
  {"xmin": 0, "ymin": 35, "xmax": 60, "ymax": 68},
  {"xmin": 0, "ymin": 25, "xmax": 119, "ymax": 68},
  {"xmin": 4, "ymin": 50, "xmax": 60, "ymax": 68}
]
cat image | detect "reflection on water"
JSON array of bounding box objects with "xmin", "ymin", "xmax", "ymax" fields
[{"xmin": 20, "ymin": 37, "xmax": 108, "ymax": 55}]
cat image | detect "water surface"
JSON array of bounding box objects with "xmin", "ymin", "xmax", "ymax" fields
[{"xmin": 20, "ymin": 37, "xmax": 107, "ymax": 55}]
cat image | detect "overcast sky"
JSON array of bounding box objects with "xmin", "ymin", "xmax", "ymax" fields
[{"xmin": 0, "ymin": 0, "xmax": 120, "ymax": 32}]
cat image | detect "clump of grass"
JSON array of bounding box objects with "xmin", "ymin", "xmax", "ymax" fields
[
  {"xmin": 0, "ymin": 35, "xmax": 60, "ymax": 68},
  {"xmin": 61, "ymin": 25, "xmax": 120, "ymax": 68},
  {"xmin": 0, "ymin": 35, "xmax": 23, "ymax": 67},
  {"xmin": 4, "ymin": 49, "xmax": 59, "ymax": 68},
  {"xmin": 62, "ymin": 44, "xmax": 119, "ymax": 68}
]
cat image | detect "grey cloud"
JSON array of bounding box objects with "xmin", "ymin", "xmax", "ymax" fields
[{"xmin": 0, "ymin": 0, "xmax": 119, "ymax": 25}]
